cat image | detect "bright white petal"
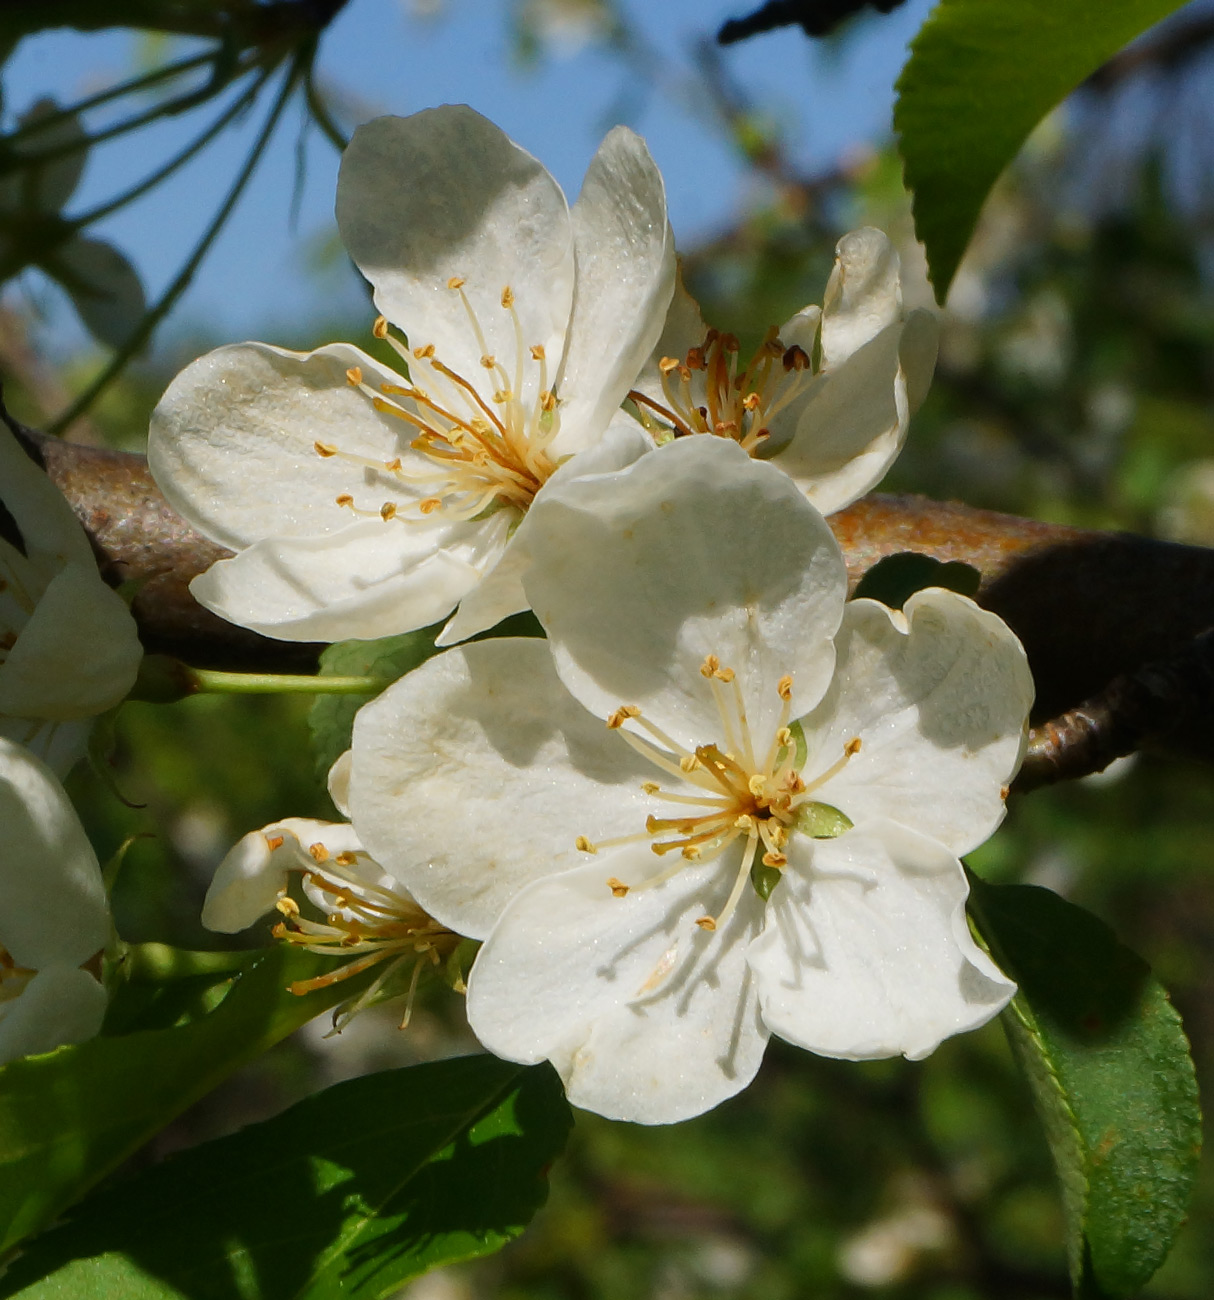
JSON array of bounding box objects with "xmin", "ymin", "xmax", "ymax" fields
[
  {"xmin": 554, "ymin": 127, "xmax": 674, "ymax": 454},
  {"xmin": 0, "ymin": 420, "xmax": 94, "ymax": 568},
  {"xmin": 803, "ymin": 590, "xmax": 1033, "ymax": 856},
  {"xmin": 0, "ymin": 564, "xmax": 141, "ymax": 720},
  {"xmin": 435, "ymin": 415, "xmax": 653, "ymax": 646},
  {"xmin": 770, "ymin": 323, "xmax": 909, "ymax": 515},
  {"xmin": 467, "ymin": 846, "xmax": 768, "ymax": 1123},
  {"xmin": 202, "ymin": 817, "xmax": 360, "ymax": 932},
  {"xmin": 0, "ymin": 718, "xmax": 91, "ymax": 779},
  {"xmin": 0, "ymin": 737, "xmax": 107, "ymax": 969},
  {"xmin": 0, "ymin": 966, "xmax": 107, "ymax": 1066},
  {"xmin": 819, "ymin": 228, "xmax": 903, "ymax": 370},
  {"xmin": 327, "ymin": 750, "xmax": 353, "ymax": 817},
  {"xmin": 189, "ymin": 512, "xmax": 509, "ymax": 642},
  {"xmin": 523, "ymin": 436, "xmax": 847, "ymax": 747},
  {"xmin": 348, "ymin": 637, "xmax": 653, "ymax": 938},
  {"xmin": 750, "ymin": 821, "xmax": 1014, "ymax": 1060},
  {"xmin": 336, "ymin": 107, "xmax": 574, "ymax": 403},
  {"xmin": 149, "ymin": 341, "xmax": 416, "ymax": 551}
]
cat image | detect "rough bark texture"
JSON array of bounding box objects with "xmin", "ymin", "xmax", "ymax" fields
[{"xmin": 19, "ymin": 429, "xmax": 1214, "ymax": 775}]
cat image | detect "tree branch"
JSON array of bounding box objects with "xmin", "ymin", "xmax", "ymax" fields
[{"xmin": 18, "ymin": 427, "xmax": 1214, "ymax": 774}]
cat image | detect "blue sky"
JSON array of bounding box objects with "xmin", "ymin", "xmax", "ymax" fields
[{"xmin": 5, "ymin": 0, "xmax": 933, "ymax": 351}]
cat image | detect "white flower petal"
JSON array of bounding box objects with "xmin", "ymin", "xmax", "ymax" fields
[
  {"xmin": 149, "ymin": 341, "xmax": 416, "ymax": 551},
  {"xmin": 523, "ymin": 436, "xmax": 847, "ymax": 747},
  {"xmin": 0, "ymin": 420, "xmax": 94, "ymax": 569},
  {"xmin": 770, "ymin": 322, "xmax": 909, "ymax": 515},
  {"xmin": 820, "ymin": 228, "xmax": 903, "ymax": 370},
  {"xmin": 202, "ymin": 817, "xmax": 360, "ymax": 932},
  {"xmin": 803, "ymin": 590, "xmax": 1033, "ymax": 855},
  {"xmin": 750, "ymin": 821, "xmax": 1014, "ymax": 1060},
  {"xmin": 0, "ymin": 737, "xmax": 107, "ymax": 969},
  {"xmin": 554, "ymin": 127, "xmax": 674, "ymax": 454},
  {"xmin": 189, "ymin": 512, "xmax": 509, "ymax": 643},
  {"xmin": 348, "ymin": 637, "xmax": 652, "ymax": 938},
  {"xmin": 336, "ymin": 107, "xmax": 574, "ymax": 402},
  {"xmin": 0, "ymin": 718, "xmax": 91, "ymax": 779},
  {"xmin": 327, "ymin": 749, "xmax": 353, "ymax": 817},
  {"xmin": 0, "ymin": 966, "xmax": 107, "ymax": 1066},
  {"xmin": 0, "ymin": 563, "xmax": 141, "ymax": 720},
  {"xmin": 436, "ymin": 415, "xmax": 653, "ymax": 646},
  {"xmin": 631, "ymin": 265, "xmax": 708, "ymax": 411},
  {"xmin": 467, "ymin": 846, "xmax": 768, "ymax": 1123}
]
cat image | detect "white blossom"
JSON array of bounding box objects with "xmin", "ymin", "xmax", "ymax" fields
[
  {"xmin": 629, "ymin": 228, "xmax": 938, "ymax": 515},
  {"xmin": 149, "ymin": 104, "xmax": 675, "ymax": 645},
  {"xmin": 203, "ymin": 815, "xmax": 458, "ymax": 1029},
  {"xmin": 0, "ymin": 422, "xmax": 142, "ymax": 773},
  {"xmin": 345, "ymin": 438, "xmax": 1032, "ymax": 1123},
  {"xmin": 0, "ymin": 736, "xmax": 109, "ymax": 1066}
]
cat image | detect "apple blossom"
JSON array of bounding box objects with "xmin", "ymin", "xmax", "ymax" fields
[
  {"xmin": 0, "ymin": 736, "xmax": 110, "ymax": 1066},
  {"xmin": 203, "ymin": 815, "xmax": 459, "ymax": 1030},
  {"xmin": 628, "ymin": 227, "xmax": 939, "ymax": 515},
  {"xmin": 345, "ymin": 438, "xmax": 1032, "ymax": 1123},
  {"xmin": 0, "ymin": 421, "xmax": 142, "ymax": 773},
  {"xmin": 148, "ymin": 104, "xmax": 675, "ymax": 645}
]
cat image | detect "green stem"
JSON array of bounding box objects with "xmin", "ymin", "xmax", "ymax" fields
[{"xmin": 190, "ymin": 668, "xmax": 386, "ymax": 695}]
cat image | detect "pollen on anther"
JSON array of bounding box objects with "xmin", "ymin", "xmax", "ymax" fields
[
  {"xmin": 447, "ymin": 276, "xmax": 466, "ymax": 290},
  {"xmin": 575, "ymin": 835, "xmax": 597, "ymax": 854},
  {"xmin": 777, "ymin": 674, "xmax": 793, "ymax": 701},
  {"xmin": 679, "ymin": 754, "xmax": 699, "ymax": 773},
  {"xmin": 700, "ymin": 654, "xmax": 720, "ymax": 677},
  {"xmin": 315, "ymin": 441, "xmax": 337, "ymax": 457},
  {"xmin": 641, "ymin": 781, "xmax": 660, "ymax": 795},
  {"xmin": 380, "ymin": 502, "xmax": 397, "ymax": 521},
  {"xmin": 682, "ymin": 846, "xmax": 702, "ymax": 861},
  {"xmin": 659, "ymin": 356, "xmax": 680, "ymax": 374},
  {"xmin": 372, "ymin": 316, "xmax": 389, "ymax": 339},
  {"xmin": 419, "ymin": 497, "xmax": 442, "ymax": 514},
  {"xmin": 309, "ymin": 842, "xmax": 329, "ymax": 862},
  {"xmin": 607, "ymin": 705, "xmax": 640, "ymax": 729},
  {"xmin": 346, "ymin": 365, "xmax": 363, "ymax": 386},
  {"xmin": 276, "ymin": 896, "xmax": 301, "ymax": 917},
  {"xmin": 845, "ymin": 737, "xmax": 863, "ymax": 757},
  {"xmin": 264, "ymin": 834, "xmax": 284, "ymax": 852},
  {"xmin": 607, "ymin": 877, "xmax": 629, "ymax": 897},
  {"xmin": 500, "ymin": 286, "xmax": 515, "ymax": 308},
  {"xmin": 336, "ymin": 494, "xmax": 354, "ymax": 508},
  {"xmin": 334, "ymin": 851, "xmax": 357, "ymax": 866},
  {"xmin": 530, "ymin": 344, "xmax": 546, "ymax": 360},
  {"xmin": 539, "ymin": 390, "xmax": 556, "ymax": 411},
  {"xmin": 695, "ymin": 916, "xmax": 717, "ymax": 932},
  {"xmin": 413, "ymin": 343, "xmax": 435, "ymax": 359},
  {"xmin": 715, "ymin": 665, "xmax": 735, "ymax": 683},
  {"xmin": 762, "ymin": 851, "xmax": 787, "ymax": 867}
]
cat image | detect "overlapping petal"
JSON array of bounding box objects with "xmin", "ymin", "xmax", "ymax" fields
[{"xmin": 522, "ymin": 437, "xmax": 847, "ymax": 748}]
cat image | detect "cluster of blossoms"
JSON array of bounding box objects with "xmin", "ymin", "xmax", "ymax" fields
[
  {"xmin": 157, "ymin": 105, "xmax": 1034, "ymax": 1124},
  {"xmin": 0, "ymin": 415, "xmax": 138, "ymax": 1063}
]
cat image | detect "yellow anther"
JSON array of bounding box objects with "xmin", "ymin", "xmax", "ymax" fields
[
  {"xmin": 334, "ymin": 851, "xmax": 357, "ymax": 866},
  {"xmin": 659, "ymin": 356, "xmax": 680, "ymax": 374},
  {"xmin": 715, "ymin": 665, "xmax": 735, "ymax": 683},
  {"xmin": 276, "ymin": 896, "xmax": 301, "ymax": 917},
  {"xmin": 385, "ymin": 457, "xmax": 402, "ymax": 472},
  {"xmin": 447, "ymin": 276, "xmax": 465, "ymax": 290},
  {"xmin": 695, "ymin": 916, "xmax": 717, "ymax": 932},
  {"xmin": 607, "ymin": 706, "xmax": 640, "ymax": 729},
  {"xmin": 575, "ymin": 835, "xmax": 597, "ymax": 854},
  {"xmin": 742, "ymin": 392, "xmax": 761, "ymax": 412},
  {"xmin": 264, "ymin": 834, "xmax": 285, "ymax": 852},
  {"xmin": 500, "ymin": 286, "xmax": 515, "ymax": 308},
  {"xmin": 679, "ymin": 754, "xmax": 699, "ymax": 772},
  {"xmin": 530, "ymin": 344, "xmax": 546, "ymax": 361},
  {"xmin": 347, "ymin": 364, "xmax": 364, "ymax": 384},
  {"xmin": 607, "ymin": 877, "xmax": 629, "ymax": 897},
  {"xmin": 380, "ymin": 502, "xmax": 397, "ymax": 521},
  {"xmin": 777, "ymin": 674, "xmax": 793, "ymax": 701},
  {"xmin": 845, "ymin": 737, "xmax": 863, "ymax": 757},
  {"xmin": 681, "ymin": 845, "xmax": 703, "ymax": 860},
  {"xmin": 777, "ymin": 727, "xmax": 793, "ymax": 746},
  {"xmin": 539, "ymin": 390, "xmax": 556, "ymax": 412},
  {"xmin": 641, "ymin": 781, "xmax": 660, "ymax": 795},
  {"xmin": 748, "ymin": 774, "xmax": 766, "ymax": 797},
  {"xmin": 762, "ymin": 850, "xmax": 787, "ymax": 867},
  {"xmin": 480, "ymin": 355, "xmax": 496, "ymax": 370},
  {"xmin": 492, "ymin": 389, "xmax": 512, "ymax": 404},
  {"xmin": 315, "ymin": 441, "xmax": 337, "ymax": 457},
  {"xmin": 335, "ymin": 493, "xmax": 354, "ymax": 508},
  {"xmin": 309, "ymin": 842, "xmax": 329, "ymax": 862},
  {"xmin": 419, "ymin": 497, "xmax": 442, "ymax": 514},
  {"xmin": 701, "ymin": 654, "xmax": 720, "ymax": 677},
  {"xmin": 412, "ymin": 343, "xmax": 436, "ymax": 359}
]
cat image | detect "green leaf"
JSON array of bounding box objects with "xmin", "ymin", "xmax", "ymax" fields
[
  {"xmin": 0, "ymin": 945, "xmax": 372, "ymax": 1254},
  {"xmin": 46, "ymin": 235, "xmax": 146, "ymax": 350},
  {"xmin": 790, "ymin": 801, "xmax": 853, "ymax": 840},
  {"xmin": 0, "ymin": 1057, "xmax": 572, "ymax": 1300},
  {"xmin": 851, "ymin": 552, "xmax": 980, "ymax": 609},
  {"xmin": 894, "ymin": 0, "xmax": 1190, "ymax": 299},
  {"xmin": 308, "ymin": 626, "xmax": 443, "ymax": 781},
  {"xmin": 967, "ymin": 877, "xmax": 1201, "ymax": 1297}
]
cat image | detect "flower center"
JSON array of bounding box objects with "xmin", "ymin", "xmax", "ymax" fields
[
  {"xmin": 576, "ymin": 654, "xmax": 859, "ymax": 937},
  {"xmin": 268, "ymin": 836, "xmax": 458, "ymax": 1032},
  {"xmin": 317, "ymin": 279, "xmax": 563, "ymax": 525},
  {"xmin": 0, "ymin": 946, "xmax": 35, "ymax": 1005},
  {"xmin": 628, "ymin": 327, "xmax": 812, "ymax": 454}
]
